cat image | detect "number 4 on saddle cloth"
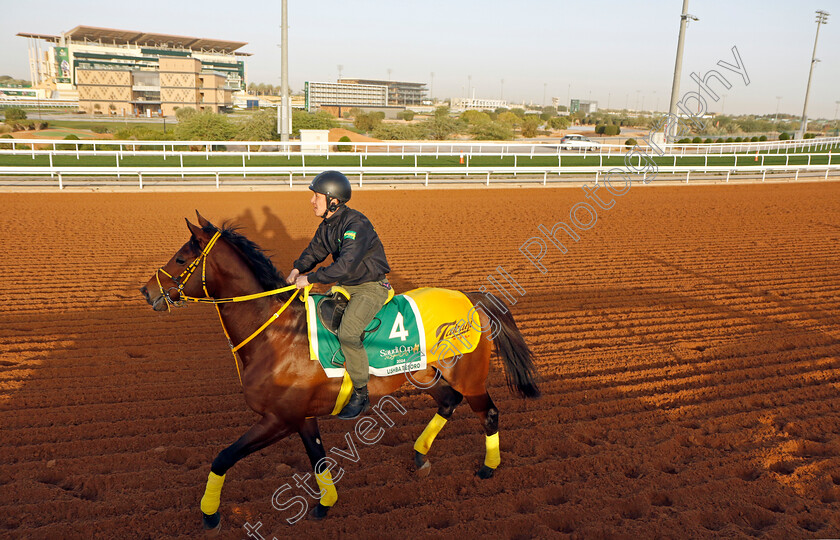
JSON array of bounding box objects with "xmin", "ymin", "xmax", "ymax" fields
[{"xmin": 303, "ymin": 286, "xmax": 482, "ymax": 377}]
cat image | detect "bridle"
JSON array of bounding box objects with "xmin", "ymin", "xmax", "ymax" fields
[
  {"xmin": 155, "ymin": 230, "xmax": 223, "ymax": 310},
  {"xmin": 154, "ymin": 230, "xmax": 311, "ymax": 385}
]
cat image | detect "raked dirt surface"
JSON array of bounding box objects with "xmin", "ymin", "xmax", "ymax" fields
[{"xmin": 1, "ymin": 182, "xmax": 839, "ymax": 539}]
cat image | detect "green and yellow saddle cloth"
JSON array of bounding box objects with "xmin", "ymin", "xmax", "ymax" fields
[{"xmin": 303, "ymin": 287, "xmax": 482, "ymax": 377}]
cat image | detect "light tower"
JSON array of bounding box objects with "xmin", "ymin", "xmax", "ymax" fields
[
  {"xmin": 666, "ymin": 0, "xmax": 698, "ymax": 140},
  {"xmin": 279, "ymin": 0, "xmax": 290, "ymax": 142},
  {"xmin": 798, "ymin": 10, "xmax": 829, "ymax": 139}
]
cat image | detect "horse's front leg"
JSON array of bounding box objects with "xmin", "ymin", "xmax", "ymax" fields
[
  {"xmin": 298, "ymin": 417, "xmax": 337, "ymax": 520},
  {"xmin": 201, "ymin": 413, "xmax": 292, "ymax": 532}
]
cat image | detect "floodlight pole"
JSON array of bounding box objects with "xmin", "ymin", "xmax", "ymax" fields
[
  {"xmin": 280, "ymin": 0, "xmax": 290, "ymax": 142},
  {"xmin": 798, "ymin": 10, "xmax": 829, "ymax": 140},
  {"xmin": 666, "ymin": 0, "xmax": 697, "ymax": 141}
]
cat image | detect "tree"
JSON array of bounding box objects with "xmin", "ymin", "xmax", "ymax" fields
[
  {"xmin": 3, "ymin": 107, "xmax": 26, "ymax": 122},
  {"xmin": 510, "ymin": 108, "xmax": 526, "ymax": 119},
  {"xmin": 469, "ymin": 121, "xmax": 513, "ymax": 140},
  {"xmin": 434, "ymin": 106, "xmax": 450, "ymax": 118},
  {"xmin": 354, "ymin": 112, "xmax": 382, "ymax": 133},
  {"xmin": 337, "ymin": 135, "xmax": 352, "ymax": 151},
  {"xmin": 423, "ymin": 115, "xmax": 459, "ymax": 140},
  {"xmin": 174, "ymin": 111, "xmax": 237, "ymax": 140},
  {"xmin": 372, "ymin": 123, "xmax": 428, "ymax": 140},
  {"xmin": 460, "ymin": 110, "xmax": 491, "ymax": 125},
  {"xmin": 114, "ymin": 125, "xmax": 167, "ymax": 141},
  {"xmin": 604, "ymin": 124, "xmax": 620, "ymax": 136},
  {"xmin": 399, "ymin": 110, "xmax": 415, "ymax": 121},
  {"xmin": 548, "ymin": 116, "xmax": 570, "ymax": 130},
  {"xmin": 175, "ymin": 107, "xmax": 197, "ymax": 122},
  {"xmin": 497, "ymin": 111, "xmax": 521, "ymax": 127},
  {"xmin": 521, "ymin": 117, "xmax": 540, "ymax": 138},
  {"xmin": 292, "ymin": 110, "xmax": 338, "ymax": 137},
  {"xmin": 235, "ymin": 108, "xmax": 278, "ymax": 140}
]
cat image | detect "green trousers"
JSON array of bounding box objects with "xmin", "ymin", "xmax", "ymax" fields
[{"xmin": 337, "ymin": 278, "xmax": 391, "ymax": 388}]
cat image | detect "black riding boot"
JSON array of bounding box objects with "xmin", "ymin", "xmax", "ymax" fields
[{"xmin": 337, "ymin": 385, "xmax": 370, "ymax": 419}]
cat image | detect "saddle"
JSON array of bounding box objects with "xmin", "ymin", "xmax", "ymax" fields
[{"xmin": 316, "ymin": 285, "xmax": 395, "ymax": 337}]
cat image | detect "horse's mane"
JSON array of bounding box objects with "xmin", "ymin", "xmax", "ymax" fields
[{"xmin": 193, "ymin": 222, "xmax": 284, "ymax": 292}]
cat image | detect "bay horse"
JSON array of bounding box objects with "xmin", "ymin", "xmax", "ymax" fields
[{"xmin": 139, "ymin": 212, "xmax": 540, "ymax": 532}]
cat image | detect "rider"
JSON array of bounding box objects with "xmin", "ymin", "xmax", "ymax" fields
[{"xmin": 287, "ymin": 170, "xmax": 392, "ymax": 419}]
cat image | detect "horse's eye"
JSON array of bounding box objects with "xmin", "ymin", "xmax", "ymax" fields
[{"xmin": 175, "ymin": 257, "xmax": 185, "ymax": 265}]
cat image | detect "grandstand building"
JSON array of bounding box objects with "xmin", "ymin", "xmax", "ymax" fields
[
  {"xmin": 305, "ymin": 81, "xmax": 388, "ymax": 112},
  {"xmin": 337, "ymin": 78, "xmax": 427, "ymax": 106},
  {"xmin": 17, "ymin": 25, "xmax": 248, "ymax": 114},
  {"xmin": 450, "ymin": 96, "xmax": 508, "ymax": 112}
]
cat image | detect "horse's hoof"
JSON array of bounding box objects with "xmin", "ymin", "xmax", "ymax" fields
[
  {"xmin": 202, "ymin": 511, "xmax": 221, "ymax": 535},
  {"xmin": 476, "ymin": 465, "xmax": 495, "ymax": 479},
  {"xmin": 309, "ymin": 503, "xmax": 331, "ymax": 520},
  {"xmin": 417, "ymin": 460, "xmax": 431, "ymax": 478}
]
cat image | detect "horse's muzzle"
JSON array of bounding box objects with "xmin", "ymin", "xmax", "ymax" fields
[{"xmin": 140, "ymin": 286, "xmax": 168, "ymax": 312}]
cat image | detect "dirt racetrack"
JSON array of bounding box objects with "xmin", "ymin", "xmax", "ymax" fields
[{"xmin": 1, "ymin": 182, "xmax": 839, "ymax": 539}]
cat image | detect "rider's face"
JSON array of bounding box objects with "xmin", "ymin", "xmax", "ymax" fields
[{"xmin": 311, "ymin": 191, "xmax": 327, "ymax": 217}]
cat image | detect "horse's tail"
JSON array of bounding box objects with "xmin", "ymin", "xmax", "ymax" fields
[{"xmin": 470, "ymin": 292, "xmax": 541, "ymax": 399}]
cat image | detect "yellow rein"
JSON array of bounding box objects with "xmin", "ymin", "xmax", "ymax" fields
[{"xmin": 156, "ymin": 230, "xmax": 310, "ymax": 385}]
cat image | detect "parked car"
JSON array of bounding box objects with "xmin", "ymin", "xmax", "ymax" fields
[{"xmin": 559, "ymin": 134, "xmax": 601, "ymax": 150}]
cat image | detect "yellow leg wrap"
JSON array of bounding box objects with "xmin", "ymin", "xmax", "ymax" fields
[
  {"xmin": 413, "ymin": 413, "xmax": 448, "ymax": 455},
  {"xmin": 315, "ymin": 469, "xmax": 338, "ymax": 507},
  {"xmin": 484, "ymin": 432, "xmax": 500, "ymax": 469},
  {"xmin": 200, "ymin": 471, "xmax": 226, "ymax": 515}
]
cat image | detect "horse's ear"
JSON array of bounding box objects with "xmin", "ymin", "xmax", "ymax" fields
[
  {"xmin": 185, "ymin": 218, "xmax": 205, "ymax": 240},
  {"xmin": 195, "ymin": 211, "xmax": 213, "ymax": 229}
]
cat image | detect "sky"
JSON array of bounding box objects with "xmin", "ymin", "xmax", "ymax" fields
[{"xmin": 1, "ymin": 0, "xmax": 839, "ymax": 119}]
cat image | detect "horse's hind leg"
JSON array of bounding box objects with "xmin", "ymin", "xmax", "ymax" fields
[
  {"xmin": 200, "ymin": 414, "xmax": 291, "ymax": 532},
  {"xmin": 414, "ymin": 376, "xmax": 463, "ymax": 476},
  {"xmin": 465, "ymin": 392, "xmax": 500, "ymax": 479},
  {"xmin": 298, "ymin": 417, "xmax": 337, "ymax": 520}
]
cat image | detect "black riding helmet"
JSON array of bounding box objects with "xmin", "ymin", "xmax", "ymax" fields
[{"xmin": 309, "ymin": 171, "xmax": 352, "ymax": 214}]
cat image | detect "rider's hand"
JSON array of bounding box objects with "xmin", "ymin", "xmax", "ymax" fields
[
  {"xmin": 294, "ymin": 274, "xmax": 310, "ymax": 289},
  {"xmin": 286, "ymin": 268, "xmax": 299, "ymax": 285}
]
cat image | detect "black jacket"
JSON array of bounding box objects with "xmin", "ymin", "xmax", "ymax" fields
[{"xmin": 293, "ymin": 205, "xmax": 391, "ymax": 286}]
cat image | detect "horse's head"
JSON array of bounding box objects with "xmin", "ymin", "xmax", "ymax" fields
[{"xmin": 140, "ymin": 211, "xmax": 222, "ymax": 311}]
